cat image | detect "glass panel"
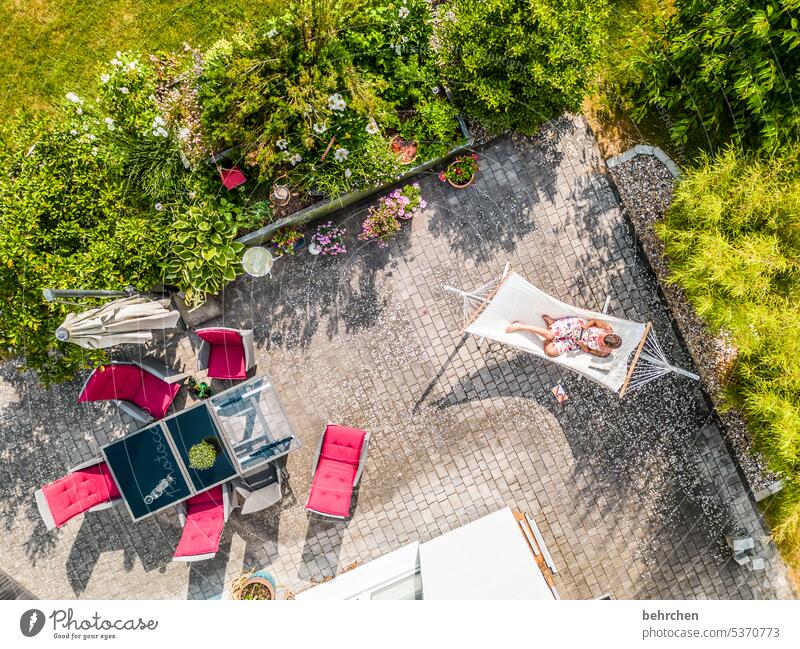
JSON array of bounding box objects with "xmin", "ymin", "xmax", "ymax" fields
[
  {"xmin": 102, "ymin": 424, "xmax": 191, "ymax": 520},
  {"xmin": 209, "ymin": 376, "xmax": 299, "ymax": 471},
  {"xmin": 369, "ymin": 572, "xmax": 423, "ymax": 600},
  {"xmin": 164, "ymin": 405, "xmax": 238, "ymax": 492}
]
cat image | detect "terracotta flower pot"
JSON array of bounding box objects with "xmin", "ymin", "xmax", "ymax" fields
[
  {"xmin": 391, "ymin": 136, "xmax": 418, "ymax": 165},
  {"xmin": 446, "ymin": 172, "xmax": 475, "ymax": 189}
]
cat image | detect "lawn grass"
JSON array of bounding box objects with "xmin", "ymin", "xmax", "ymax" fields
[{"xmin": 0, "ymin": 0, "xmax": 278, "ymax": 119}]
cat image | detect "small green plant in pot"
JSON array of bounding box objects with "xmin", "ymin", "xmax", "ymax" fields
[
  {"xmin": 440, "ymin": 153, "xmax": 479, "ymax": 188},
  {"xmin": 271, "ymin": 226, "xmax": 306, "ymax": 256},
  {"xmin": 188, "ymin": 439, "xmax": 219, "ymax": 470}
]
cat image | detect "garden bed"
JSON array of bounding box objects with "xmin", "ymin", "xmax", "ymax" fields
[
  {"xmin": 237, "ymin": 112, "xmax": 471, "ymax": 247},
  {"xmin": 608, "ymin": 153, "xmax": 778, "ymax": 497}
]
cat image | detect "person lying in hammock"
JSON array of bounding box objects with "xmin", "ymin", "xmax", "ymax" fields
[{"xmin": 505, "ymin": 315, "xmax": 622, "ymax": 358}]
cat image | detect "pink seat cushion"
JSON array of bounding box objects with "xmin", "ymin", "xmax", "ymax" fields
[
  {"xmin": 132, "ymin": 372, "xmax": 180, "ymax": 418},
  {"xmin": 79, "ymin": 364, "xmax": 179, "ymax": 419},
  {"xmin": 207, "ymin": 344, "xmax": 246, "ymax": 380},
  {"xmin": 220, "ymin": 167, "xmax": 246, "ymax": 190},
  {"xmin": 173, "ymin": 486, "xmax": 226, "ymax": 558},
  {"xmin": 320, "ymin": 425, "xmax": 366, "ymax": 466},
  {"xmin": 305, "ymin": 458, "xmax": 358, "ymax": 517},
  {"xmin": 198, "ymin": 329, "xmax": 247, "ymax": 379},
  {"xmin": 79, "ymin": 365, "xmax": 143, "ymax": 403},
  {"xmin": 41, "ymin": 462, "xmax": 121, "ymax": 528}
]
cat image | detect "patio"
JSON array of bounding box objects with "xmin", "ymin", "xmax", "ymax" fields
[{"xmin": 0, "ymin": 115, "xmax": 793, "ymax": 599}]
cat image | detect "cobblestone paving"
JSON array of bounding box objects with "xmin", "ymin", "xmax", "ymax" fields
[{"xmin": 0, "ymin": 115, "xmax": 794, "ymax": 600}]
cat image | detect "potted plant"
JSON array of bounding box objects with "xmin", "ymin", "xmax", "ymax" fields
[
  {"xmin": 271, "ymin": 225, "xmax": 306, "ymax": 256},
  {"xmin": 188, "ymin": 439, "xmax": 219, "ymax": 471},
  {"xmin": 309, "ymin": 221, "xmax": 347, "ymax": 256},
  {"xmin": 390, "ymin": 135, "xmax": 418, "ymax": 165},
  {"xmin": 230, "ymin": 570, "xmax": 276, "ymax": 600},
  {"xmin": 358, "ymin": 198, "xmax": 402, "ymax": 248},
  {"xmin": 439, "ymin": 153, "xmax": 479, "ymax": 188},
  {"xmin": 387, "ymin": 183, "xmax": 426, "ymax": 220}
]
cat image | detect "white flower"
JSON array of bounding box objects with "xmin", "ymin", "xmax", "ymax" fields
[
  {"xmin": 365, "ymin": 119, "xmax": 380, "ymax": 135},
  {"xmin": 127, "ymin": 61, "xmax": 137, "ymax": 70},
  {"xmin": 276, "ymin": 138, "xmax": 288, "ymax": 151},
  {"xmin": 119, "ymin": 86, "xmax": 129, "ymax": 94},
  {"xmin": 86, "ymin": 133, "xmax": 96, "ymax": 141},
  {"xmin": 116, "ymin": 51, "xmax": 122, "ymax": 58},
  {"xmin": 445, "ymin": 9, "xmax": 455, "ymax": 21},
  {"xmin": 344, "ymin": 168, "xmax": 352, "ymax": 178},
  {"xmin": 432, "ymin": 86, "xmax": 440, "ymax": 94},
  {"xmin": 327, "ymin": 93, "xmax": 346, "ymax": 112},
  {"xmin": 104, "ymin": 117, "xmax": 115, "ymax": 131},
  {"xmin": 152, "ymin": 126, "xmax": 168, "ymax": 138},
  {"xmin": 313, "ymin": 122, "xmax": 327, "ymax": 135},
  {"xmin": 76, "ymin": 107, "xmax": 83, "ymax": 115},
  {"xmin": 188, "ymin": 190, "xmax": 197, "ymax": 200},
  {"xmin": 289, "ymin": 153, "xmax": 302, "ymax": 166},
  {"xmin": 178, "ymin": 127, "xmax": 190, "ymax": 140},
  {"xmin": 66, "ymin": 92, "xmax": 82, "ymax": 104},
  {"xmin": 154, "ymin": 203, "xmax": 164, "ymax": 211},
  {"xmin": 100, "ymin": 74, "xmax": 110, "ymax": 84},
  {"xmin": 334, "ymin": 147, "xmax": 349, "ymax": 162},
  {"xmin": 69, "ymin": 129, "xmax": 78, "ymax": 135},
  {"xmin": 152, "ymin": 116, "xmax": 166, "ymax": 127},
  {"xmin": 394, "ymin": 45, "xmax": 402, "ymax": 55},
  {"xmin": 91, "ymin": 147, "xmax": 98, "ymax": 156},
  {"xmin": 267, "ymin": 28, "xmax": 278, "ymax": 38},
  {"xmin": 399, "ymin": 6, "xmax": 410, "ymax": 18},
  {"xmin": 111, "ymin": 58, "xmax": 121, "ymax": 67}
]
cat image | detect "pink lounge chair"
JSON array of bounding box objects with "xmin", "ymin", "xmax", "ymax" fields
[
  {"xmin": 305, "ymin": 424, "xmax": 370, "ymax": 519},
  {"xmin": 78, "ymin": 359, "xmax": 182, "ymax": 423},
  {"xmin": 220, "ymin": 167, "xmax": 246, "ymax": 190},
  {"xmin": 195, "ymin": 328, "xmax": 255, "ymax": 380},
  {"xmin": 35, "ymin": 458, "xmax": 122, "ymax": 531},
  {"xmin": 173, "ymin": 484, "xmax": 233, "ymax": 562}
]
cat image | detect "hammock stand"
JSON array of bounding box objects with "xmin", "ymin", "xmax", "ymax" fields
[{"xmin": 444, "ymin": 265, "xmax": 699, "ymax": 397}]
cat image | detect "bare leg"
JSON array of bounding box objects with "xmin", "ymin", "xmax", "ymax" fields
[
  {"xmin": 541, "ymin": 315, "xmax": 555, "ymax": 328},
  {"xmin": 505, "ymin": 322, "xmax": 554, "ymax": 341}
]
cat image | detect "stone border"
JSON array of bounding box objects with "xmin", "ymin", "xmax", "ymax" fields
[
  {"xmin": 606, "ymin": 144, "xmax": 682, "ymax": 179},
  {"xmin": 237, "ymin": 116, "xmax": 473, "ymax": 248}
]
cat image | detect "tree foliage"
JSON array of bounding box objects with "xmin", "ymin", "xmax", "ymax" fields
[
  {"xmin": 632, "ymin": 0, "xmax": 800, "ymax": 150},
  {"xmin": 435, "ymin": 0, "xmax": 608, "ymax": 134},
  {"xmin": 657, "ymin": 145, "xmax": 800, "ymax": 565}
]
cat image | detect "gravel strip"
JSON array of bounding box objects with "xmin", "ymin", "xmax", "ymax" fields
[{"xmin": 609, "ymin": 154, "xmax": 776, "ymax": 494}]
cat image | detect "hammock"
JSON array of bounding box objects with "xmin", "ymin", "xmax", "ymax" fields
[{"xmin": 444, "ymin": 267, "xmax": 699, "ymax": 397}]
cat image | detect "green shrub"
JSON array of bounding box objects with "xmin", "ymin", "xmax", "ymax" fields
[
  {"xmin": 0, "ymin": 113, "xmax": 168, "ymax": 383},
  {"xmin": 657, "ymin": 145, "xmax": 800, "ymax": 566},
  {"xmin": 632, "ymin": 0, "xmax": 800, "ymax": 151},
  {"xmin": 434, "ymin": 0, "xmax": 608, "ymax": 134},
  {"xmin": 165, "ymin": 198, "xmax": 247, "ymax": 307}
]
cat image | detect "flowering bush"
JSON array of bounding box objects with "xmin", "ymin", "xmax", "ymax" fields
[
  {"xmin": 359, "ymin": 182, "xmax": 426, "ymax": 246},
  {"xmin": 439, "ymin": 153, "xmax": 479, "ymax": 185},
  {"xmin": 386, "ymin": 183, "xmax": 427, "ymax": 218},
  {"xmin": 359, "ymin": 201, "xmax": 402, "ymax": 247},
  {"xmin": 311, "ymin": 222, "xmax": 347, "ymax": 256},
  {"xmin": 271, "ymin": 226, "xmax": 305, "ymax": 256}
]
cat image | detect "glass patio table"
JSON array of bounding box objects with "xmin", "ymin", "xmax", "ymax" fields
[{"xmin": 101, "ymin": 374, "xmax": 301, "ymax": 522}]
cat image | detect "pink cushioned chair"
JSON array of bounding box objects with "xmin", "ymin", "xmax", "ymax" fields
[
  {"xmin": 305, "ymin": 424, "xmax": 370, "ymax": 519},
  {"xmin": 173, "ymin": 483, "xmax": 233, "ymax": 562},
  {"xmin": 78, "ymin": 359, "xmax": 182, "ymax": 423},
  {"xmin": 195, "ymin": 328, "xmax": 255, "ymax": 380},
  {"xmin": 35, "ymin": 458, "xmax": 122, "ymax": 531}
]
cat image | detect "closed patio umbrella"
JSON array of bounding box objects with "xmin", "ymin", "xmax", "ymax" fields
[{"xmin": 56, "ymin": 296, "xmax": 181, "ymax": 349}]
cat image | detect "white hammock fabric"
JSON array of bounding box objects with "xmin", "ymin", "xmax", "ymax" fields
[{"xmin": 446, "ymin": 268, "xmax": 698, "ymax": 396}]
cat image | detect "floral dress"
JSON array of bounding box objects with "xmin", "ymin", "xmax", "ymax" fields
[{"xmin": 549, "ymin": 317, "xmax": 606, "ymax": 355}]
